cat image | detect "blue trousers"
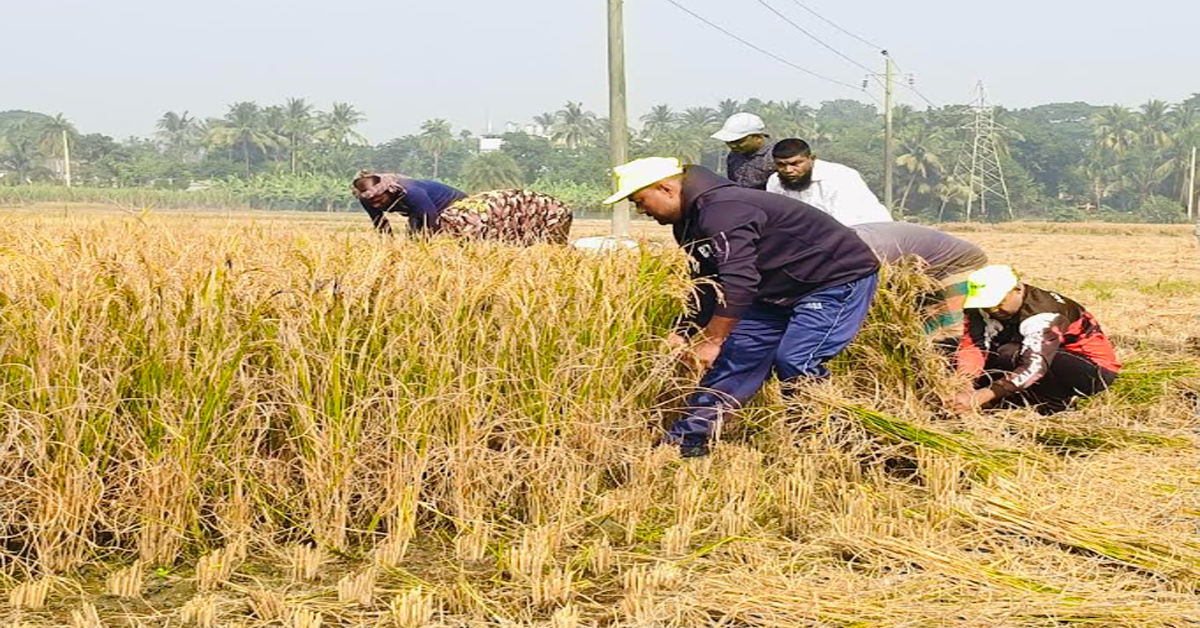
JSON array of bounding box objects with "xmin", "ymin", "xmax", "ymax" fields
[{"xmin": 668, "ymin": 273, "xmax": 879, "ymax": 448}]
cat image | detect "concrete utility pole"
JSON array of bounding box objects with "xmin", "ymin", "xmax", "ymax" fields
[
  {"xmin": 62, "ymin": 129, "xmax": 72, "ymax": 188},
  {"xmin": 882, "ymin": 52, "xmax": 894, "ymax": 212},
  {"xmin": 607, "ymin": 0, "xmax": 630, "ymax": 236}
]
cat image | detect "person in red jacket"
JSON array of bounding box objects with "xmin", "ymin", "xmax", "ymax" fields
[{"xmin": 951, "ymin": 265, "xmax": 1121, "ymax": 414}]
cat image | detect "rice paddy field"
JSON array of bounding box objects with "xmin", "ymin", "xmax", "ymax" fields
[{"xmin": 0, "ymin": 204, "xmax": 1198, "ymax": 628}]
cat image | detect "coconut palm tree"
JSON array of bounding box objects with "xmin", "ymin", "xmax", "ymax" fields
[
  {"xmin": 282, "ymin": 98, "xmax": 315, "ymax": 174},
  {"xmin": 316, "ymin": 102, "xmax": 367, "ymax": 148},
  {"xmin": 1167, "ymin": 101, "xmax": 1200, "ymax": 204},
  {"xmin": 657, "ymin": 127, "xmax": 706, "ymax": 164},
  {"xmin": 1092, "ymin": 105, "xmax": 1139, "ymax": 155},
  {"xmin": 552, "ymin": 102, "xmax": 597, "ymax": 150},
  {"xmin": 207, "ymin": 102, "xmax": 282, "ymax": 176},
  {"xmin": 1138, "ymin": 100, "xmax": 1173, "ymax": 151},
  {"xmin": 155, "ymin": 111, "xmax": 201, "ymax": 162},
  {"xmin": 531, "ymin": 113, "xmax": 556, "ymax": 137},
  {"xmin": 896, "ymin": 126, "xmax": 945, "ymax": 213},
  {"xmin": 715, "ymin": 99, "xmax": 742, "ymax": 121},
  {"xmin": 39, "ymin": 114, "xmax": 77, "ymax": 186},
  {"xmin": 418, "ymin": 119, "xmax": 455, "ymax": 178},
  {"xmin": 640, "ymin": 105, "xmax": 679, "ymax": 140},
  {"xmin": 680, "ymin": 107, "xmax": 718, "ymax": 131},
  {"xmin": 461, "ymin": 151, "xmax": 524, "ymax": 191}
]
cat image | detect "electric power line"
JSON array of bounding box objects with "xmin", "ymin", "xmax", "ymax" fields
[
  {"xmin": 785, "ymin": 0, "xmax": 884, "ymax": 51},
  {"xmin": 885, "ymin": 56, "xmax": 939, "ymax": 109},
  {"xmin": 766, "ymin": 0, "xmax": 942, "ymax": 110},
  {"xmin": 753, "ymin": 0, "xmax": 877, "ymax": 75},
  {"xmin": 658, "ymin": 0, "xmax": 877, "ymax": 102}
]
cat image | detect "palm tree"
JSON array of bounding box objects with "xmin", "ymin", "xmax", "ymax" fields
[
  {"xmin": 1168, "ymin": 101, "xmax": 1200, "ymax": 204},
  {"xmin": 316, "ymin": 102, "xmax": 367, "ymax": 148},
  {"xmin": 1, "ymin": 123, "xmax": 53, "ymax": 184},
  {"xmin": 552, "ymin": 102, "xmax": 597, "ymax": 150},
  {"xmin": 895, "ymin": 126, "xmax": 944, "ymax": 213},
  {"xmin": 461, "ymin": 151, "xmax": 524, "ymax": 191},
  {"xmin": 39, "ymin": 114, "xmax": 76, "ymax": 186},
  {"xmin": 1138, "ymin": 100, "xmax": 1173, "ymax": 151},
  {"xmin": 680, "ymin": 107, "xmax": 718, "ymax": 131},
  {"xmin": 418, "ymin": 119, "xmax": 455, "ymax": 178},
  {"xmin": 532, "ymin": 113, "xmax": 556, "ymax": 137},
  {"xmin": 1092, "ymin": 105, "xmax": 1139, "ymax": 155},
  {"xmin": 657, "ymin": 127, "xmax": 706, "ymax": 164},
  {"xmin": 640, "ymin": 105, "xmax": 679, "ymax": 140},
  {"xmin": 207, "ymin": 101, "xmax": 282, "ymax": 176},
  {"xmin": 283, "ymin": 98, "xmax": 314, "ymax": 174},
  {"xmin": 715, "ymin": 99, "xmax": 742, "ymax": 121},
  {"xmin": 155, "ymin": 111, "xmax": 201, "ymax": 162}
]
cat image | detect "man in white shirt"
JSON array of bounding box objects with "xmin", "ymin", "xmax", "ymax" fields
[{"xmin": 765, "ymin": 138, "xmax": 893, "ymax": 226}]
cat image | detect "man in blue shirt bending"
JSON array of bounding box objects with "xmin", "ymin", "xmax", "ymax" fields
[{"xmin": 352, "ymin": 172, "xmax": 468, "ymax": 235}]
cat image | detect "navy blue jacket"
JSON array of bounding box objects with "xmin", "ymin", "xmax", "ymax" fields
[
  {"xmin": 360, "ymin": 178, "xmax": 467, "ymax": 234},
  {"xmin": 673, "ymin": 166, "xmax": 879, "ymax": 330}
]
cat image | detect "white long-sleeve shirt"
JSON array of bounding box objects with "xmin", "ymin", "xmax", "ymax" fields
[{"xmin": 766, "ymin": 160, "xmax": 894, "ymax": 226}]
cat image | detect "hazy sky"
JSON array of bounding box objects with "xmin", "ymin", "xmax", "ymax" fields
[{"xmin": 5, "ymin": 0, "xmax": 1197, "ymax": 142}]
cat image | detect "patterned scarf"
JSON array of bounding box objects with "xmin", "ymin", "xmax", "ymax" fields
[{"xmin": 351, "ymin": 171, "xmax": 408, "ymax": 212}]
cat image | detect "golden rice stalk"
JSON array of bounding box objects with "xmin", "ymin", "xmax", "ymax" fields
[
  {"xmin": 289, "ymin": 544, "xmax": 325, "ymax": 583},
  {"xmin": 549, "ymin": 603, "xmax": 582, "ymax": 628},
  {"xmin": 389, "ymin": 586, "xmax": 437, "ymax": 628},
  {"xmin": 503, "ymin": 525, "xmax": 558, "ymax": 581},
  {"xmin": 105, "ymin": 561, "xmax": 144, "ymax": 599},
  {"xmin": 661, "ymin": 523, "xmax": 692, "ymax": 556},
  {"xmin": 71, "ymin": 600, "xmax": 105, "ymax": 628},
  {"xmin": 531, "ymin": 567, "xmax": 574, "ymax": 608},
  {"xmin": 586, "ymin": 536, "xmax": 614, "ymax": 576},
  {"xmin": 453, "ymin": 523, "xmax": 490, "ymax": 563},
  {"xmin": 8, "ymin": 577, "xmax": 52, "ymax": 610},
  {"xmin": 336, "ymin": 567, "xmax": 377, "ymax": 607},
  {"xmin": 647, "ymin": 564, "xmax": 682, "ymax": 590},
  {"xmin": 778, "ymin": 458, "xmax": 815, "ymax": 535},
  {"xmin": 288, "ymin": 607, "xmax": 322, "ymax": 628},
  {"xmin": 196, "ymin": 540, "xmax": 247, "ymax": 591},
  {"xmin": 247, "ymin": 588, "xmax": 286, "ymax": 622},
  {"xmin": 180, "ymin": 594, "xmax": 217, "ymax": 628},
  {"xmin": 373, "ymin": 532, "xmax": 412, "ymax": 570}
]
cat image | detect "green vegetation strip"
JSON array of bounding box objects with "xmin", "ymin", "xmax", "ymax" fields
[{"xmin": 840, "ymin": 404, "xmax": 1025, "ymax": 474}]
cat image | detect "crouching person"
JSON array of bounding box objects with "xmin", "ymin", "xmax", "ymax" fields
[
  {"xmin": 951, "ymin": 265, "xmax": 1121, "ymax": 414},
  {"xmin": 604, "ymin": 158, "xmax": 881, "ymax": 457},
  {"xmin": 352, "ymin": 172, "xmax": 572, "ymax": 245}
]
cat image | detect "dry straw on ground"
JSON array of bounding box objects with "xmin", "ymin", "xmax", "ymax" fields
[{"xmin": 0, "ymin": 214, "xmax": 1197, "ymax": 627}]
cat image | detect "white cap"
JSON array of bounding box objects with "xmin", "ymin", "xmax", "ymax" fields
[
  {"xmin": 603, "ymin": 157, "xmax": 685, "ymax": 205},
  {"xmin": 711, "ymin": 113, "xmax": 767, "ymax": 142}
]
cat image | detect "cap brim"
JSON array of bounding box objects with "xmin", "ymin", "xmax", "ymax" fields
[
  {"xmin": 963, "ymin": 292, "xmax": 1005, "ymax": 310},
  {"xmin": 711, "ymin": 130, "xmax": 750, "ymax": 142},
  {"xmin": 603, "ymin": 189, "xmax": 635, "ymax": 205}
]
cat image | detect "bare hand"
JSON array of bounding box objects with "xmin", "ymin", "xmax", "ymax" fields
[
  {"xmin": 949, "ymin": 388, "xmax": 996, "ymax": 414},
  {"xmin": 687, "ymin": 339, "xmax": 723, "ymax": 373},
  {"xmin": 949, "ymin": 391, "xmax": 977, "ymax": 414},
  {"xmin": 666, "ymin": 332, "xmax": 688, "ymax": 352}
]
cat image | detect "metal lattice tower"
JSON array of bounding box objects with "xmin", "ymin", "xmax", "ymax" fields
[{"xmin": 939, "ymin": 82, "xmax": 1014, "ymax": 222}]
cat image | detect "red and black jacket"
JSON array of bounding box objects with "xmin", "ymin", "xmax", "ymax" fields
[{"xmin": 957, "ymin": 284, "xmax": 1120, "ymax": 399}]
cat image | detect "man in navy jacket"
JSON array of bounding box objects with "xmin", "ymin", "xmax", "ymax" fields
[{"xmin": 605, "ymin": 158, "xmax": 880, "ymax": 457}]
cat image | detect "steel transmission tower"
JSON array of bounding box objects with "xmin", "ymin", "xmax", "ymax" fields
[{"xmin": 939, "ymin": 82, "xmax": 1014, "ymax": 222}]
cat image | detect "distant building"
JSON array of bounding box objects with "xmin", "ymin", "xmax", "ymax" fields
[{"xmin": 479, "ymin": 137, "xmax": 504, "ymax": 153}]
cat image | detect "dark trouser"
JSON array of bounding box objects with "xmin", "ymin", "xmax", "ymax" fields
[
  {"xmin": 981, "ymin": 342, "xmax": 1118, "ymax": 412},
  {"xmin": 667, "ymin": 273, "xmax": 879, "ymax": 448}
]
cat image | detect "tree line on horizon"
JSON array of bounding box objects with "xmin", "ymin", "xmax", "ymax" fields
[{"xmin": 1, "ymin": 93, "xmax": 1198, "ymax": 222}]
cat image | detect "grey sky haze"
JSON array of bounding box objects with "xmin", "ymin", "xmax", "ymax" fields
[{"xmin": 4, "ymin": 0, "xmax": 1197, "ymax": 142}]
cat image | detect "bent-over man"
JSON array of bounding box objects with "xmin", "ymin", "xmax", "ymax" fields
[{"xmin": 605, "ymin": 157, "xmax": 880, "ymax": 457}]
